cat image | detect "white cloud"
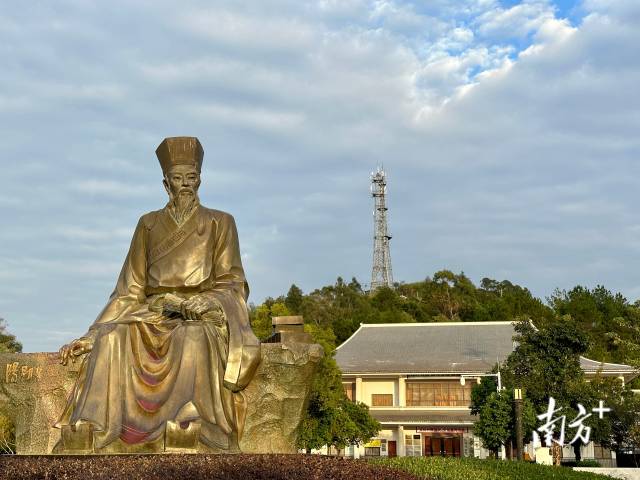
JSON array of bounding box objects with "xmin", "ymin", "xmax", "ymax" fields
[
  {"xmin": 177, "ymin": 8, "xmax": 316, "ymax": 53},
  {"xmin": 476, "ymin": 0, "xmax": 555, "ymax": 39},
  {"xmin": 2, "ymin": 0, "xmax": 640, "ymax": 351}
]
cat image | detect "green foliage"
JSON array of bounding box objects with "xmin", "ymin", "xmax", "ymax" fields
[
  {"xmin": 587, "ymin": 375, "xmax": 640, "ymax": 452},
  {"xmin": 470, "ymin": 375, "xmax": 497, "ymax": 415},
  {"xmin": 0, "ymin": 319, "xmax": 22, "ymax": 353},
  {"xmin": 274, "ymin": 273, "xmax": 554, "ymax": 346},
  {"xmin": 370, "ymin": 457, "xmax": 612, "ymax": 480},
  {"xmin": 499, "ymin": 317, "xmax": 606, "ymax": 445},
  {"xmin": 251, "ymin": 274, "xmax": 640, "ymax": 455},
  {"xmin": 474, "ymin": 392, "xmax": 511, "ymax": 455},
  {"xmin": 496, "ymin": 317, "xmax": 640, "ymax": 451},
  {"xmin": 0, "ymin": 319, "xmax": 19, "ymax": 453},
  {"xmin": 549, "ymin": 286, "xmax": 640, "ymax": 367},
  {"xmin": 296, "ymin": 323, "xmax": 380, "ymax": 450},
  {"xmin": 501, "ymin": 317, "xmax": 589, "ymax": 410},
  {"xmin": 0, "ymin": 405, "xmax": 15, "ymax": 454},
  {"xmin": 473, "ymin": 388, "xmax": 537, "ymax": 456},
  {"xmin": 284, "ymin": 284, "xmax": 304, "ymax": 314},
  {"xmin": 248, "ymin": 301, "xmax": 290, "ymax": 340},
  {"xmin": 253, "ymin": 276, "xmax": 640, "ymax": 381}
]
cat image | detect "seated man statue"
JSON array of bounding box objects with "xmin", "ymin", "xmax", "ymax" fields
[{"xmin": 55, "ymin": 136, "xmax": 260, "ymax": 453}]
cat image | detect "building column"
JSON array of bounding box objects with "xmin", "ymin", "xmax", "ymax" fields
[
  {"xmin": 355, "ymin": 377, "xmax": 363, "ymax": 403},
  {"xmin": 398, "ymin": 376, "xmax": 406, "ymax": 407},
  {"xmin": 397, "ymin": 425, "xmax": 405, "ymax": 457},
  {"xmin": 351, "ymin": 377, "xmax": 364, "ymax": 459}
]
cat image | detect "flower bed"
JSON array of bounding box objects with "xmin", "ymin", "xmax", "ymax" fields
[{"xmin": 0, "ymin": 454, "xmax": 420, "ymax": 480}]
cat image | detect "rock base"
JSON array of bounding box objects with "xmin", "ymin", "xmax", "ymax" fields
[{"xmin": 0, "ymin": 342, "xmax": 322, "ymax": 454}]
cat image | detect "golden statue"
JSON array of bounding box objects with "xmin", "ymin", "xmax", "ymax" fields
[{"xmin": 55, "ymin": 137, "xmax": 261, "ymax": 453}]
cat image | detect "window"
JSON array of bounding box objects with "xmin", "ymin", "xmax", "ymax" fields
[
  {"xmin": 406, "ymin": 381, "xmax": 473, "ymax": 407},
  {"xmin": 372, "ymin": 393, "xmax": 393, "ymax": 406},
  {"xmin": 380, "ymin": 439, "xmax": 387, "ymax": 455},
  {"xmin": 364, "ymin": 447, "xmax": 381, "ymax": 457},
  {"xmin": 343, "ymin": 383, "xmax": 355, "ymax": 402},
  {"xmin": 345, "ymin": 444, "xmax": 354, "ymax": 457},
  {"xmin": 405, "ymin": 434, "xmax": 422, "ymax": 457}
]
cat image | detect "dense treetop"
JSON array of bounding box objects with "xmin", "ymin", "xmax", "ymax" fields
[
  {"xmin": 246, "ymin": 271, "xmax": 640, "ymax": 453},
  {"xmin": 0, "ymin": 319, "xmax": 21, "ymax": 354},
  {"xmin": 250, "ymin": 270, "xmax": 640, "ymax": 370}
]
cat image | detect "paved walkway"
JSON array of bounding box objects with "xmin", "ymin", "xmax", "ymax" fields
[{"xmin": 575, "ymin": 468, "xmax": 640, "ymax": 479}]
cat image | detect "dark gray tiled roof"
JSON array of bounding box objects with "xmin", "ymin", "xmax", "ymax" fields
[
  {"xmin": 579, "ymin": 356, "xmax": 636, "ymax": 373},
  {"xmin": 335, "ymin": 322, "xmax": 638, "ymax": 378},
  {"xmin": 335, "ymin": 322, "xmax": 516, "ymax": 374}
]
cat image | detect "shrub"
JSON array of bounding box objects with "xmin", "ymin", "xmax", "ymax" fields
[
  {"xmin": 0, "ymin": 406, "xmax": 16, "ymax": 454},
  {"xmin": 371, "ymin": 456, "xmax": 612, "ymax": 480}
]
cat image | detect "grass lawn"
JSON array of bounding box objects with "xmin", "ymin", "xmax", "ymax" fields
[{"xmin": 371, "ymin": 456, "xmax": 614, "ymax": 480}]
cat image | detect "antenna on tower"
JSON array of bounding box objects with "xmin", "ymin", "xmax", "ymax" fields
[{"xmin": 370, "ymin": 166, "xmax": 393, "ymax": 291}]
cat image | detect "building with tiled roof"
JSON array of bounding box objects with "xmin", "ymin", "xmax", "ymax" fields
[{"xmin": 335, "ymin": 321, "xmax": 637, "ymax": 464}]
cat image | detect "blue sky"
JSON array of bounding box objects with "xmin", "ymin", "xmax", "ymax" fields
[{"xmin": 1, "ymin": 0, "xmax": 639, "ymax": 352}]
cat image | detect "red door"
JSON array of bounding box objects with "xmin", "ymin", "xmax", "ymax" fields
[
  {"xmin": 425, "ymin": 435, "xmax": 462, "ymax": 457},
  {"xmin": 444, "ymin": 438, "xmax": 453, "ymax": 456},
  {"xmin": 388, "ymin": 441, "xmax": 397, "ymax": 457},
  {"xmin": 431, "ymin": 437, "xmax": 441, "ymax": 457}
]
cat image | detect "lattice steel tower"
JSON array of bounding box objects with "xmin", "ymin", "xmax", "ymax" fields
[{"xmin": 370, "ymin": 166, "xmax": 393, "ymax": 291}]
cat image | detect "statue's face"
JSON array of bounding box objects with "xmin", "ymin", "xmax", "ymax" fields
[{"xmin": 163, "ymin": 164, "xmax": 201, "ymax": 201}]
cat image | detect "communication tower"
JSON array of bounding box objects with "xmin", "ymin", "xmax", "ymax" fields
[{"xmin": 370, "ymin": 166, "xmax": 393, "ymax": 291}]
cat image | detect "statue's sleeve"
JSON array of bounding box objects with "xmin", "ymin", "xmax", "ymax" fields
[
  {"xmin": 204, "ymin": 213, "xmax": 260, "ymax": 392},
  {"xmin": 209, "ymin": 213, "xmax": 249, "ymax": 300},
  {"xmin": 84, "ymin": 217, "xmax": 148, "ymax": 337}
]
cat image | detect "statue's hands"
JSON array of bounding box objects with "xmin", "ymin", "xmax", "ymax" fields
[
  {"xmin": 59, "ymin": 337, "xmax": 93, "ymax": 366},
  {"xmin": 181, "ymin": 295, "xmax": 225, "ymax": 325}
]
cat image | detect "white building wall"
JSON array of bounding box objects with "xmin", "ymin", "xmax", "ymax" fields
[{"xmin": 361, "ymin": 379, "xmax": 396, "ymax": 406}]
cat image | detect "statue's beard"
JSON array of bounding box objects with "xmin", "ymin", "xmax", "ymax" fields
[{"xmin": 168, "ymin": 188, "xmax": 199, "ymax": 224}]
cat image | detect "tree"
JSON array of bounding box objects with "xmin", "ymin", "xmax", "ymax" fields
[
  {"xmin": 0, "ymin": 319, "xmax": 20, "ymax": 453},
  {"xmin": 430, "ymin": 270, "xmax": 474, "ymax": 321},
  {"xmin": 474, "ymin": 388, "xmax": 537, "ymax": 458},
  {"xmin": 271, "ymin": 273, "xmax": 557, "ymax": 346},
  {"xmin": 501, "ymin": 316, "xmax": 589, "ymax": 409},
  {"xmin": 296, "ymin": 323, "xmax": 380, "ymax": 452},
  {"xmin": 548, "ymin": 285, "xmax": 638, "ymax": 366},
  {"xmin": 587, "ymin": 374, "xmax": 640, "ymax": 459},
  {"xmin": 0, "ymin": 406, "xmax": 15, "ymax": 454},
  {"xmin": 285, "ymin": 284, "xmax": 304, "ymax": 314},
  {"xmin": 470, "ymin": 375, "xmax": 497, "ymax": 416},
  {"xmin": 0, "ymin": 319, "xmax": 22, "ymax": 353},
  {"xmin": 248, "ymin": 302, "xmax": 290, "ymax": 340},
  {"xmin": 497, "ymin": 316, "xmax": 640, "ymax": 458}
]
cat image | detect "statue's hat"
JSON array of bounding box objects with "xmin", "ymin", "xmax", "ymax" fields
[{"xmin": 156, "ymin": 137, "xmax": 204, "ymax": 173}]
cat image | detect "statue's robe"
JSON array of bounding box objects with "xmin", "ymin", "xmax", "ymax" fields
[{"xmin": 55, "ymin": 205, "xmax": 260, "ymax": 450}]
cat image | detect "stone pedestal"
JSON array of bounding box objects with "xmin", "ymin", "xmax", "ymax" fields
[{"xmin": 0, "ymin": 342, "xmax": 322, "ymax": 454}]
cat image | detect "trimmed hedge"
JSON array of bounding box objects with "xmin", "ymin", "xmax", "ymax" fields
[{"xmin": 370, "ymin": 457, "xmax": 612, "ymax": 480}]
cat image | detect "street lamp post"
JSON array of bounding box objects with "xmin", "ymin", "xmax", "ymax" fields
[{"xmin": 514, "ymin": 387, "xmax": 523, "ymax": 461}]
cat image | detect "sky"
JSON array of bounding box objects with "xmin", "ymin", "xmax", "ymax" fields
[{"xmin": 1, "ymin": 0, "xmax": 639, "ymax": 352}]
